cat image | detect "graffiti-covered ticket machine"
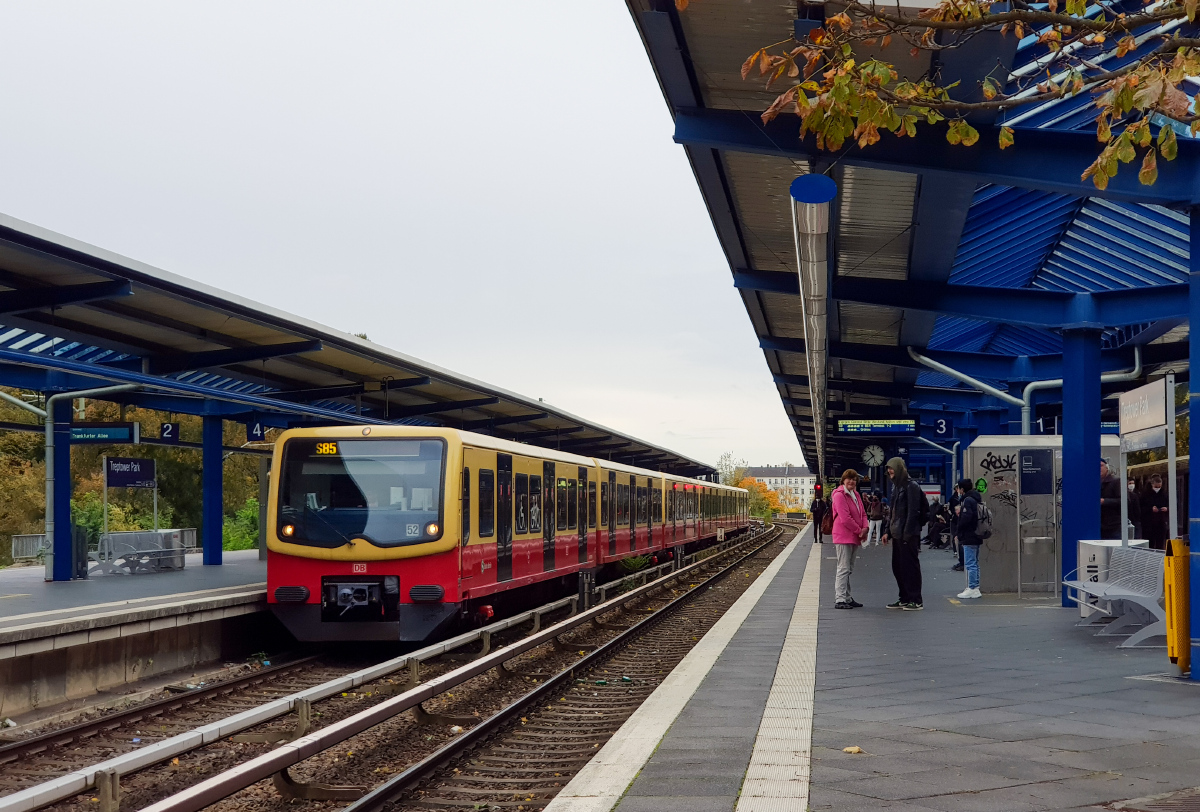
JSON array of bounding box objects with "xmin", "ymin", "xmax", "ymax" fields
[{"xmin": 965, "ymin": 435, "xmax": 1121, "ymax": 595}]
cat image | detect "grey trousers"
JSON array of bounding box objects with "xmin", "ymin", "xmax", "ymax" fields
[{"xmin": 835, "ymin": 543, "xmax": 859, "ymax": 603}]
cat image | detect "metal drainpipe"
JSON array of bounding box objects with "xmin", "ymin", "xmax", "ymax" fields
[
  {"xmin": 907, "ymin": 347, "xmax": 1024, "ymax": 407},
  {"xmin": 1020, "ymin": 345, "xmax": 1142, "ymax": 434},
  {"xmin": 0, "ymin": 389, "xmax": 46, "ymax": 418},
  {"xmin": 45, "ymin": 384, "xmax": 140, "ymax": 576},
  {"xmin": 790, "ymin": 175, "xmax": 836, "ymax": 479}
]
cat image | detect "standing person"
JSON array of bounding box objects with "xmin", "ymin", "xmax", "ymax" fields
[
  {"xmin": 866, "ymin": 494, "xmax": 884, "ymax": 547},
  {"xmin": 951, "ymin": 482, "xmax": 966, "ymax": 572},
  {"xmin": 831, "ymin": 470, "xmax": 869, "ymax": 609},
  {"xmin": 810, "ymin": 495, "xmax": 827, "ymax": 544},
  {"xmin": 1127, "ymin": 478, "xmax": 1143, "ymax": 540},
  {"xmin": 1144, "ymin": 473, "xmax": 1169, "ymax": 550},
  {"xmin": 1099, "ymin": 459, "xmax": 1122, "ymax": 540},
  {"xmin": 955, "ymin": 478, "xmax": 984, "ymax": 599},
  {"xmin": 885, "ymin": 457, "xmax": 925, "ymax": 610}
]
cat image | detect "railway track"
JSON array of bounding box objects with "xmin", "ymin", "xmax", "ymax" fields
[
  {"xmin": 0, "ymin": 656, "xmax": 334, "ymax": 795},
  {"xmin": 128, "ymin": 523, "xmax": 792, "ymax": 812},
  {"xmin": 355, "ymin": 525, "xmax": 796, "ymax": 812},
  {"xmin": 2, "ymin": 525, "xmax": 784, "ymax": 812}
]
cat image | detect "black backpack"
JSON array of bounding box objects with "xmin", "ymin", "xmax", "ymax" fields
[
  {"xmin": 915, "ymin": 485, "xmax": 930, "ymax": 526},
  {"xmin": 975, "ymin": 498, "xmax": 993, "ymax": 540}
]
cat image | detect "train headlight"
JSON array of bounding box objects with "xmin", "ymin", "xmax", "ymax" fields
[
  {"xmin": 425, "ymin": 522, "xmax": 440, "ymax": 536},
  {"xmin": 282, "ymin": 524, "xmax": 295, "ymax": 537}
]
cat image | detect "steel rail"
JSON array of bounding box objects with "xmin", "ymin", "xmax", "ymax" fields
[
  {"xmin": 0, "ymin": 595, "xmax": 572, "ymax": 812},
  {"xmin": 0, "ymin": 655, "xmax": 321, "ymax": 765},
  {"xmin": 0, "ymin": 531, "xmax": 758, "ymax": 812},
  {"xmin": 138, "ymin": 528, "xmax": 773, "ymax": 812},
  {"xmin": 343, "ymin": 524, "xmax": 790, "ymax": 812}
]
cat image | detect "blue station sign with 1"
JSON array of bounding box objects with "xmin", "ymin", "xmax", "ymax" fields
[
  {"xmin": 70, "ymin": 422, "xmax": 140, "ymax": 444},
  {"xmin": 105, "ymin": 456, "xmax": 156, "ymax": 489}
]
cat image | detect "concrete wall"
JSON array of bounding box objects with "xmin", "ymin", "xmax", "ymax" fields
[{"xmin": 0, "ymin": 597, "xmax": 285, "ymax": 719}]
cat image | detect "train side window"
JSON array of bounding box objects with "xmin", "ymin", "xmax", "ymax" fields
[
  {"xmin": 588, "ymin": 481, "xmax": 597, "ymax": 528},
  {"xmin": 529, "ymin": 475, "xmax": 542, "ymax": 532},
  {"xmin": 652, "ymin": 487, "xmax": 661, "ymax": 525},
  {"xmin": 557, "ymin": 477, "xmax": 568, "ymax": 531},
  {"xmin": 617, "ymin": 483, "xmax": 626, "ymax": 525},
  {"xmin": 567, "ymin": 479, "xmax": 578, "ymax": 529},
  {"xmin": 600, "ymin": 481, "xmax": 609, "ymax": 526},
  {"xmin": 515, "ymin": 473, "xmax": 529, "ymax": 534},
  {"xmin": 461, "ymin": 468, "xmax": 471, "ymax": 543},
  {"xmin": 479, "ymin": 469, "xmax": 495, "ymax": 538}
]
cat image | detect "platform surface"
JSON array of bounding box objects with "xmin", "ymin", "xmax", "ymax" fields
[
  {"xmin": 548, "ymin": 531, "xmax": 1200, "ymax": 812},
  {"xmin": 0, "ymin": 549, "xmax": 265, "ymax": 626}
]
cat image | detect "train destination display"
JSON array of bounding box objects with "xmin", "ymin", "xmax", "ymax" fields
[{"xmin": 835, "ymin": 417, "xmax": 918, "ymax": 436}]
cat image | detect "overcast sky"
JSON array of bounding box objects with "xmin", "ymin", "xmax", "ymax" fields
[{"xmin": 0, "ymin": 2, "xmax": 802, "ymax": 469}]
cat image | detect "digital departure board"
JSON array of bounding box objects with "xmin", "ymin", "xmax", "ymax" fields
[{"xmin": 835, "ymin": 417, "xmax": 917, "ymax": 436}]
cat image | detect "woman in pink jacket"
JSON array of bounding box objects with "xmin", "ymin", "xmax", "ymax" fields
[{"xmin": 831, "ymin": 469, "xmax": 869, "ymax": 609}]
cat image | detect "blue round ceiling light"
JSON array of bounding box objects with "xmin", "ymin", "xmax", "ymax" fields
[{"xmin": 789, "ymin": 173, "xmax": 837, "ymax": 204}]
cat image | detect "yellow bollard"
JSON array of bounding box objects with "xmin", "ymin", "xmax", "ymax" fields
[{"xmin": 1165, "ymin": 538, "xmax": 1191, "ymax": 676}]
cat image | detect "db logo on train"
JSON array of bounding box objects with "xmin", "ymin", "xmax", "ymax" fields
[{"xmin": 352, "ymin": 563, "xmax": 367, "ymax": 574}]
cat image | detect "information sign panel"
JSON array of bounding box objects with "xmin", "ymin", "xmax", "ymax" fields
[
  {"xmin": 105, "ymin": 456, "xmax": 156, "ymax": 489},
  {"xmin": 835, "ymin": 417, "xmax": 917, "ymax": 436},
  {"xmin": 1019, "ymin": 449, "xmax": 1055, "ymax": 496},
  {"xmin": 70, "ymin": 422, "xmax": 139, "ymax": 444},
  {"xmin": 160, "ymin": 422, "xmax": 181, "ymax": 444},
  {"xmin": 246, "ymin": 420, "xmax": 265, "ymax": 442},
  {"xmin": 1119, "ymin": 379, "xmax": 1167, "ymax": 435}
]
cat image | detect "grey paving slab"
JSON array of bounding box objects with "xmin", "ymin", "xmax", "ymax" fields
[
  {"xmin": 808, "ymin": 544, "xmax": 1200, "ymax": 812},
  {"xmin": 614, "ymin": 537, "xmax": 810, "ymax": 812},
  {"xmin": 0, "ymin": 548, "xmax": 264, "ymax": 620}
]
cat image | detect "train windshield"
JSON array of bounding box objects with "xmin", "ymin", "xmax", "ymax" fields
[{"xmin": 278, "ymin": 438, "xmax": 446, "ymax": 548}]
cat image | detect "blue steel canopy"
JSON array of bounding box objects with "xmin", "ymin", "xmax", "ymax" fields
[
  {"xmin": 626, "ymin": 0, "xmax": 1190, "ymax": 478},
  {"xmin": 0, "ymin": 212, "xmax": 714, "ymax": 477}
]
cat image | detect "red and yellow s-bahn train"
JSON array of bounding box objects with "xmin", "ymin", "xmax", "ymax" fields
[{"xmin": 266, "ymin": 427, "xmax": 750, "ymax": 642}]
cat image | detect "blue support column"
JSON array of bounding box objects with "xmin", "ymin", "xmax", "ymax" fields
[
  {"xmin": 202, "ymin": 415, "xmax": 223, "ymax": 565},
  {"xmin": 1189, "ymin": 208, "xmax": 1200, "ymax": 675},
  {"xmin": 1061, "ymin": 328, "xmax": 1102, "ymax": 607},
  {"xmin": 50, "ymin": 397, "xmax": 73, "ymax": 581}
]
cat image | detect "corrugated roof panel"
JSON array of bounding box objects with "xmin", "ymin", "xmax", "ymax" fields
[
  {"xmin": 838, "ymin": 302, "xmax": 902, "ymax": 346},
  {"xmin": 836, "ymin": 166, "xmax": 916, "ymax": 280}
]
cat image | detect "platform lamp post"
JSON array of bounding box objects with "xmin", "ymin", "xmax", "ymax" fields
[{"xmin": 789, "ymin": 172, "xmax": 838, "ymax": 480}]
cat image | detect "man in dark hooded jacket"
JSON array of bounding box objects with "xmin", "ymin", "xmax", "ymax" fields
[{"xmin": 885, "ymin": 457, "xmax": 925, "ymax": 610}]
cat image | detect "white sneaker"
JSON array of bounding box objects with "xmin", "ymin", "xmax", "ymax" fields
[{"xmin": 957, "ymin": 588, "xmax": 982, "ymax": 599}]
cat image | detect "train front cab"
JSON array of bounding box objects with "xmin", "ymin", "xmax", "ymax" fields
[{"xmin": 266, "ymin": 427, "xmax": 466, "ymax": 643}]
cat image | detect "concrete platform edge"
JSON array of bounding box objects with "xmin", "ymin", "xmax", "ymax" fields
[
  {"xmin": 544, "ymin": 524, "xmax": 810, "ymax": 812},
  {"xmin": 0, "ymin": 588, "xmax": 267, "ymax": 651}
]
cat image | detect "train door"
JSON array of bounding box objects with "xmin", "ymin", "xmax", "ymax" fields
[
  {"xmin": 607, "ymin": 470, "xmax": 616, "ymax": 555},
  {"xmin": 543, "ymin": 461, "xmax": 556, "ymax": 571},
  {"xmin": 578, "ymin": 467, "xmax": 589, "ymax": 564},
  {"xmin": 497, "ymin": 454, "xmax": 513, "ymax": 582}
]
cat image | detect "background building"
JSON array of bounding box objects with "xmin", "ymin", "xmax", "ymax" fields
[{"xmin": 743, "ymin": 465, "xmax": 815, "ymax": 511}]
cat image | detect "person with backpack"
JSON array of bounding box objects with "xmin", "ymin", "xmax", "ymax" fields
[
  {"xmin": 865, "ymin": 494, "xmax": 885, "ymax": 546},
  {"xmin": 810, "ymin": 496, "xmax": 827, "ymax": 543},
  {"xmin": 884, "ymin": 457, "xmax": 925, "ymax": 610},
  {"xmin": 955, "ymin": 478, "xmax": 989, "ymax": 599},
  {"xmin": 831, "ymin": 469, "xmax": 869, "ymax": 609}
]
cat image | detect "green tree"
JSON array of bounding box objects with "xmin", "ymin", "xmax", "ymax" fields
[{"xmin": 681, "ymin": 0, "xmax": 1200, "ymax": 189}]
